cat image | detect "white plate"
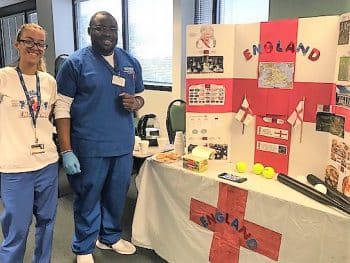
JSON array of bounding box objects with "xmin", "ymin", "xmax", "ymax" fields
[{"xmin": 151, "ymin": 152, "xmax": 180, "ymax": 163}]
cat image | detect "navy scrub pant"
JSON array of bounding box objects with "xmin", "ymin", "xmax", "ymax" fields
[
  {"xmin": 67, "ymin": 153, "xmax": 133, "ymax": 254},
  {"xmin": 0, "ymin": 162, "xmax": 59, "ymax": 263}
]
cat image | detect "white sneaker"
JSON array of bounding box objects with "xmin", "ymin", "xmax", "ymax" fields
[
  {"xmin": 76, "ymin": 253, "xmax": 94, "ymax": 263},
  {"xmin": 96, "ymin": 239, "xmax": 136, "ymax": 255}
]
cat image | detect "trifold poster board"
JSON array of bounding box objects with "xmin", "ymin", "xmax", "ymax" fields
[{"xmin": 186, "ymin": 13, "xmax": 350, "ymax": 195}]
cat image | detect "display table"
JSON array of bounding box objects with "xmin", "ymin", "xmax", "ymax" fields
[
  {"xmin": 133, "ymin": 146, "xmax": 162, "ymax": 158},
  {"xmin": 132, "ymin": 158, "xmax": 350, "ymax": 263},
  {"xmin": 133, "ymin": 144, "xmax": 174, "ymax": 158},
  {"xmin": 133, "ymin": 145, "xmax": 174, "ymax": 173}
]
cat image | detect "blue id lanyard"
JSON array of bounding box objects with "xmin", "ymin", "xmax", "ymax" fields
[{"xmin": 16, "ymin": 67, "xmax": 41, "ymax": 143}]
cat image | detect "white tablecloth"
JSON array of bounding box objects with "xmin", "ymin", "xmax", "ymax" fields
[{"xmin": 132, "ymin": 158, "xmax": 350, "ymax": 263}]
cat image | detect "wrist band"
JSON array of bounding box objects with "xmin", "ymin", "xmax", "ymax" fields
[{"xmin": 60, "ymin": 150, "xmax": 72, "ymax": 155}]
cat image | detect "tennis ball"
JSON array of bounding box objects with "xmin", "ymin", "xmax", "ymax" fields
[
  {"xmin": 252, "ymin": 163, "xmax": 264, "ymax": 175},
  {"xmin": 262, "ymin": 166, "xmax": 275, "ymax": 179},
  {"xmin": 236, "ymin": 161, "xmax": 247, "ymax": 173}
]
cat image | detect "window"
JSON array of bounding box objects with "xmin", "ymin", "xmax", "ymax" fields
[
  {"xmin": 75, "ymin": 0, "xmax": 123, "ymax": 49},
  {"xmin": 219, "ymin": 0, "xmax": 269, "ymax": 24},
  {"xmin": 0, "ymin": 0, "xmax": 36, "ymax": 67},
  {"xmin": 0, "ymin": 13, "xmax": 24, "ymax": 66},
  {"xmin": 127, "ymin": 0, "xmax": 172, "ymax": 86},
  {"xmin": 0, "ymin": 11, "xmax": 37, "ymax": 67},
  {"xmin": 27, "ymin": 11, "xmax": 38, "ymax": 24},
  {"xmin": 195, "ymin": 0, "xmax": 269, "ymax": 24},
  {"xmin": 75, "ymin": 0, "xmax": 173, "ymax": 89},
  {"xmin": 195, "ymin": 0, "xmax": 213, "ymax": 24}
]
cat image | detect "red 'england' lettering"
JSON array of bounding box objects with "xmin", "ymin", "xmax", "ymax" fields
[{"xmin": 243, "ymin": 41, "xmax": 320, "ymax": 61}]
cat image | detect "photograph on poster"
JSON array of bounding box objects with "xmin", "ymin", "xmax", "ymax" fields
[
  {"xmin": 342, "ymin": 176, "xmax": 350, "ymax": 196},
  {"xmin": 188, "ymin": 143, "xmax": 228, "ymax": 160},
  {"xmin": 325, "ymin": 164, "xmax": 339, "ymax": 188},
  {"xmin": 188, "ymin": 84, "xmax": 225, "ymax": 105},
  {"xmin": 206, "ymin": 143, "xmax": 228, "ymax": 160},
  {"xmin": 258, "ymin": 62, "xmax": 294, "ymax": 89},
  {"xmin": 187, "ymin": 56, "xmax": 224, "ymax": 74},
  {"xmin": 186, "ymin": 113, "xmax": 232, "ymax": 158},
  {"xmin": 338, "ymin": 20, "xmax": 350, "ymax": 45},
  {"xmin": 256, "ymin": 141, "xmax": 288, "ymax": 155},
  {"xmin": 195, "ymin": 25, "xmax": 216, "ymax": 49},
  {"xmin": 338, "ymin": 57, "xmax": 350, "ymax": 81},
  {"xmin": 262, "ymin": 116, "xmax": 285, "ymax": 124},
  {"xmin": 336, "ymin": 85, "xmax": 350, "ymax": 108},
  {"xmin": 316, "ymin": 112, "xmax": 345, "ymax": 138},
  {"xmin": 330, "ymin": 139, "xmax": 350, "ymax": 170},
  {"xmin": 257, "ymin": 126, "xmax": 289, "ymax": 140},
  {"xmin": 328, "ymin": 139, "xmax": 350, "ymax": 196}
]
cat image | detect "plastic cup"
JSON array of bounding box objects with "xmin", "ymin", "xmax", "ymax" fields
[{"xmin": 139, "ymin": 140, "xmax": 149, "ymax": 155}]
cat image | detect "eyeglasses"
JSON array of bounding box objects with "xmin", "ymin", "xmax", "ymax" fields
[
  {"xmin": 19, "ymin": 39, "xmax": 48, "ymax": 50},
  {"xmin": 90, "ymin": 25, "xmax": 118, "ymax": 33}
]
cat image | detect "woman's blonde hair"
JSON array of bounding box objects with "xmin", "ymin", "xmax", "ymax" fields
[{"xmin": 16, "ymin": 23, "xmax": 47, "ymax": 72}]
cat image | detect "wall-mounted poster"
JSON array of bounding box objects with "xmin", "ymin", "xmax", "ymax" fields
[
  {"xmin": 188, "ymin": 84, "xmax": 225, "ymax": 106},
  {"xmin": 187, "ymin": 55, "xmax": 224, "ymax": 74},
  {"xmin": 186, "ymin": 24, "xmax": 235, "ymax": 78},
  {"xmin": 185, "ymin": 14, "xmax": 349, "ymax": 180},
  {"xmin": 186, "ymin": 78, "xmax": 234, "ymax": 113},
  {"xmin": 316, "ymin": 112, "xmax": 345, "ymax": 138},
  {"xmin": 195, "ymin": 25, "xmax": 216, "ymax": 49},
  {"xmin": 325, "ymin": 138, "xmax": 350, "ymax": 197},
  {"xmin": 338, "ymin": 19, "xmax": 350, "ymax": 45},
  {"xmin": 338, "ymin": 57, "xmax": 350, "ymax": 81},
  {"xmin": 258, "ymin": 62, "xmax": 294, "ymax": 89},
  {"xmin": 336, "ymin": 12, "xmax": 350, "ymax": 88},
  {"xmin": 336, "ymin": 85, "xmax": 350, "ymax": 108},
  {"xmin": 186, "ymin": 112, "xmax": 233, "ymax": 160},
  {"xmin": 254, "ymin": 115, "xmax": 291, "ymax": 174}
]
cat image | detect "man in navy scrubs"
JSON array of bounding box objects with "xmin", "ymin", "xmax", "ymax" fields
[{"xmin": 54, "ymin": 11, "xmax": 144, "ymax": 263}]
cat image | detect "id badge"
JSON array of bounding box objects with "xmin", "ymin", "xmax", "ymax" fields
[
  {"xmin": 112, "ymin": 75, "xmax": 125, "ymax": 87},
  {"xmin": 31, "ymin": 144, "xmax": 45, "ymax": 155}
]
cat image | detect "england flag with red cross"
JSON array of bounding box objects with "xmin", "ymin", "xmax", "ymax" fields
[
  {"xmin": 287, "ymin": 100, "xmax": 304, "ymax": 127},
  {"xmin": 235, "ymin": 97, "xmax": 253, "ymax": 125}
]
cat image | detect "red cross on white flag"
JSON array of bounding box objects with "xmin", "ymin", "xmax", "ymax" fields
[
  {"xmin": 287, "ymin": 100, "xmax": 304, "ymax": 127},
  {"xmin": 235, "ymin": 97, "xmax": 253, "ymax": 125},
  {"xmin": 190, "ymin": 183, "xmax": 282, "ymax": 262}
]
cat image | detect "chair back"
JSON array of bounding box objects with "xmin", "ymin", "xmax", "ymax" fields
[
  {"xmin": 54, "ymin": 54, "xmax": 69, "ymax": 77},
  {"xmin": 166, "ymin": 99, "xmax": 186, "ymax": 144}
]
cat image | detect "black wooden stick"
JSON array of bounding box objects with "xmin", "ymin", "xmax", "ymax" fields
[
  {"xmin": 277, "ymin": 173, "xmax": 350, "ymax": 215},
  {"xmin": 307, "ymin": 174, "xmax": 350, "ymax": 206}
]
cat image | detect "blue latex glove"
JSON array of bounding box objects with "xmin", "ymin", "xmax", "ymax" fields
[{"xmin": 61, "ymin": 151, "xmax": 81, "ymax": 175}]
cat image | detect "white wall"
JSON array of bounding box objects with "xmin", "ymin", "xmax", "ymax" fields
[
  {"xmin": 51, "ymin": 0, "xmax": 75, "ymax": 57},
  {"xmin": 36, "ymin": 0, "xmax": 74, "ymax": 74},
  {"xmin": 269, "ymin": 0, "xmax": 350, "ymax": 20},
  {"xmin": 138, "ymin": 0, "xmax": 195, "ymax": 136},
  {"xmin": 4, "ymin": 0, "xmax": 193, "ymax": 136}
]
